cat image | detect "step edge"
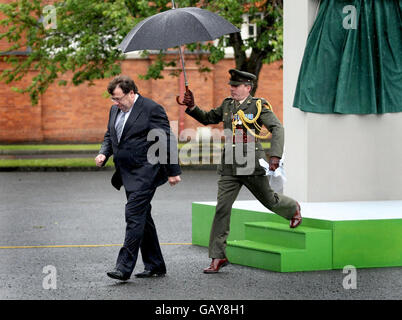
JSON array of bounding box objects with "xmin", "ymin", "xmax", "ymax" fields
[
  {"xmin": 228, "ymin": 240, "xmax": 305, "ymax": 254},
  {"xmin": 244, "ymin": 222, "xmax": 329, "ymax": 234}
]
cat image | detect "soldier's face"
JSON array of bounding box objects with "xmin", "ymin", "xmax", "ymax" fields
[{"xmin": 230, "ymin": 84, "xmax": 251, "ymax": 101}]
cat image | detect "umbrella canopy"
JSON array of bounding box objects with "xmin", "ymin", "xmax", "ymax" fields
[
  {"xmin": 119, "ymin": 5, "xmax": 239, "ymax": 105},
  {"xmin": 119, "ymin": 7, "xmax": 240, "ymax": 52}
]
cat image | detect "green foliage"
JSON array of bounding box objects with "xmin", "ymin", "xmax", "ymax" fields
[
  {"xmin": 138, "ymin": 51, "xmax": 177, "ymax": 80},
  {"xmin": 0, "ymin": 0, "xmax": 134, "ymax": 104},
  {"xmin": 0, "ymin": 0, "xmax": 283, "ymax": 104}
]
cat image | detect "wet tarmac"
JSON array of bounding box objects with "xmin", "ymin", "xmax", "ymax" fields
[{"xmin": 0, "ymin": 170, "xmax": 401, "ymax": 300}]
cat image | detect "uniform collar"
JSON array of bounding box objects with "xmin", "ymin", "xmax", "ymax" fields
[
  {"xmin": 233, "ymin": 95, "xmax": 252, "ymax": 110},
  {"xmin": 237, "ymin": 96, "xmax": 248, "ymax": 105}
]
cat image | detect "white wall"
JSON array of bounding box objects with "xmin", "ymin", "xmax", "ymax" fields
[{"xmin": 283, "ymin": 0, "xmax": 402, "ymax": 202}]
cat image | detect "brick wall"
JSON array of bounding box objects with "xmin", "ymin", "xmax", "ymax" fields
[{"xmin": 0, "ymin": 56, "xmax": 283, "ymax": 143}]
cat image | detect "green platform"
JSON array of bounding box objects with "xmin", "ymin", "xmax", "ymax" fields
[{"xmin": 192, "ymin": 200, "xmax": 402, "ymax": 272}]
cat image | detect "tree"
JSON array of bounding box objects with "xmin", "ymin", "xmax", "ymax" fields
[
  {"xmin": 196, "ymin": 0, "xmax": 283, "ymax": 95},
  {"xmin": 0, "ymin": 0, "xmax": 283, "ymax": 104}
]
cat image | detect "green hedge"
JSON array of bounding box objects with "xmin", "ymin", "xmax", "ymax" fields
[{"xmin": 0, "ymin": 158, "xmax": 114, "ymax": 167}]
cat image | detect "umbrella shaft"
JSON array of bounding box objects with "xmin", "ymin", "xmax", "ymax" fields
[
  {"xmin": 178, "ymin": 46, "xmax": 188, "ymax": 87},
  {"xmin": 172, "ymin": 1, "xmax": 188, "ymax": 89}
]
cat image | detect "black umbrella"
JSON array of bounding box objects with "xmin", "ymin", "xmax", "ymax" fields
[{"xmin": 119, "ymin": 1, "xmax": 240, "ymax": 104}]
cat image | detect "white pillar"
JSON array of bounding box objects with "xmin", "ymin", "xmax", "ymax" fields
[{"xmin": 283, "ymin": 0, "xmax": 402, "ymax": 202}]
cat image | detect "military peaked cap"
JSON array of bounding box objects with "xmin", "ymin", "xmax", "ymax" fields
[{"xmin": 228, "ymin": 69, "xmax": 256, "ymax": 86}]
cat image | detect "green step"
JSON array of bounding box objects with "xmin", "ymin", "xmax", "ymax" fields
[
  {"xmin": 244, "ymin": 221, "xmax": 328, "ymax": 249},
  {"xmin": 227, "ymin": 240, "xmax": 302, "ymax": 272},
  {"xmin": 229, "ymin": 239, "xmax": 301, "ymax": 253},
  {"xmin": 227, "ymin": 222, "xmax": 333, "ymax": 272},
  {"xmin": 192, "ymin": 201, "xmax": 402, "ymax": 271}
]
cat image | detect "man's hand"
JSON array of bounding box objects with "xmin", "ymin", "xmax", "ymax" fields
[
  {"xmin": 168, "ymin": 175, "xmax": 181, "ymax": 186},
  {"xmin": 269, "ymin": 156, "xmax": 281, "ymax": 171},
  {"xmin": 95, "ymin": 154, "xmax": 106, "ymax": 167},
  {"xmin": 183, "ymin": 90, "xmax": 195, "ymax": 109}
]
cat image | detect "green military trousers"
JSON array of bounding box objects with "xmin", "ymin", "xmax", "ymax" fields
[{"xmin": 208, "ymin": 174, "xmax": 298, "ymax": 259}]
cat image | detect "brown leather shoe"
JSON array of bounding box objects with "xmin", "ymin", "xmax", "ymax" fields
[
  {"xmin": 290, "ymin": 202, "xmax": 302, "ymax": 228},
  {"xmin": 203, "ymin": 258, "xmax": 229, "ymax": 274}
]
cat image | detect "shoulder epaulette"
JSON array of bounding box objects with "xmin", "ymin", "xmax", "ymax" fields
[
  {"xmin": 253, "ymin": 97, "xmax": 273, "ymax": 111},
  {"xmin": 252, "ymin": 97, "xmax": 267, "ymax": 103}
]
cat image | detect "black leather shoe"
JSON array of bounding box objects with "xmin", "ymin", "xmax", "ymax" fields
[
  {"xmin": 106, "ymin": 269, "xmax": 130, "ymax": 281},
  {"xmin": 135, "ymin": 270, "xmax": 166, "ymax": 278}
]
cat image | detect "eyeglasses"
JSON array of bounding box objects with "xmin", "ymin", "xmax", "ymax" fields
[{"xmin": 110, "ymin": 93, "xmax": 128, "ymax": 103}]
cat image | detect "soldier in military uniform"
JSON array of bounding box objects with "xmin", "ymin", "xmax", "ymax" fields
[{"xmin": 183, "ymin": 69, "xmax": 302, "ymax": 274}]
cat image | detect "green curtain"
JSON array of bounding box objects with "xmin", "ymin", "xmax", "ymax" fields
[{"xmin": 293, "ymin": 0, "xmax": 402, "ymax": 114}]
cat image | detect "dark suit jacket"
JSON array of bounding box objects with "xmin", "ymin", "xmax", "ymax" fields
[{"xmin": 99, "ymin": 94, "xmax": 181, "ymax": 192}]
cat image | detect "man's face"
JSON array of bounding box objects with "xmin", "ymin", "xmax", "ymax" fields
[
  {"xmin": 230, "ymin": 84, "xmax": 251, "ymax": 101},
  {"xmin": 111, "ymin": 86, "xmax": 135, "ymax": 112}
]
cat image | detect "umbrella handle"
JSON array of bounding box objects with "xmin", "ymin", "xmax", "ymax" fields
[{"xmin": 176, "ymin": 86, "xmax": 189, "ymax": 105}]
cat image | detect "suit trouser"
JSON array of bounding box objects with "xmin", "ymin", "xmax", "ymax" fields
[
  {"xmin": 115, "ymin": 188, "xmax": 166, "ymax": 276},
  {"xmin": 208, "ymin": 175, "xmax": 298, "ymax": 259}
]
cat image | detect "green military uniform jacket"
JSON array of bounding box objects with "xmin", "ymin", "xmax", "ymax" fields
[{"xmin": 186, "ymin": 95, "xmax": 285, "ymax": 176}]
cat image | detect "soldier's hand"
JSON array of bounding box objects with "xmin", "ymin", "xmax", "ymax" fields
[
  {"xmin": 183, "ymin": 90, "xmax": 195, "ymax": 109},
  {"xmin": 269, "ymin": 156, "xmax": 280, "ymax": 171}
]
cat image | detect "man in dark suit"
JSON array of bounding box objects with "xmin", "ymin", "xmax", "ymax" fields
[{"xmin": 95, "ymin": 75, "xmax": 181, "ymax": 281}]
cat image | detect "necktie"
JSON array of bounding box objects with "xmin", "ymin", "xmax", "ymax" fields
[
  {"xmin": 115, "ymin": 111, "xmax": 126, "ymax": 143},
  {"xmin": 234, "ymin": 100, "xmax": 240, "ymax": 110}
]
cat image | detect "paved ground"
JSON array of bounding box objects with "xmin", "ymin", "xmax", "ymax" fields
[{"xmin": 0, "ymin": 170, "xmax": 401, "ymax": 300}]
